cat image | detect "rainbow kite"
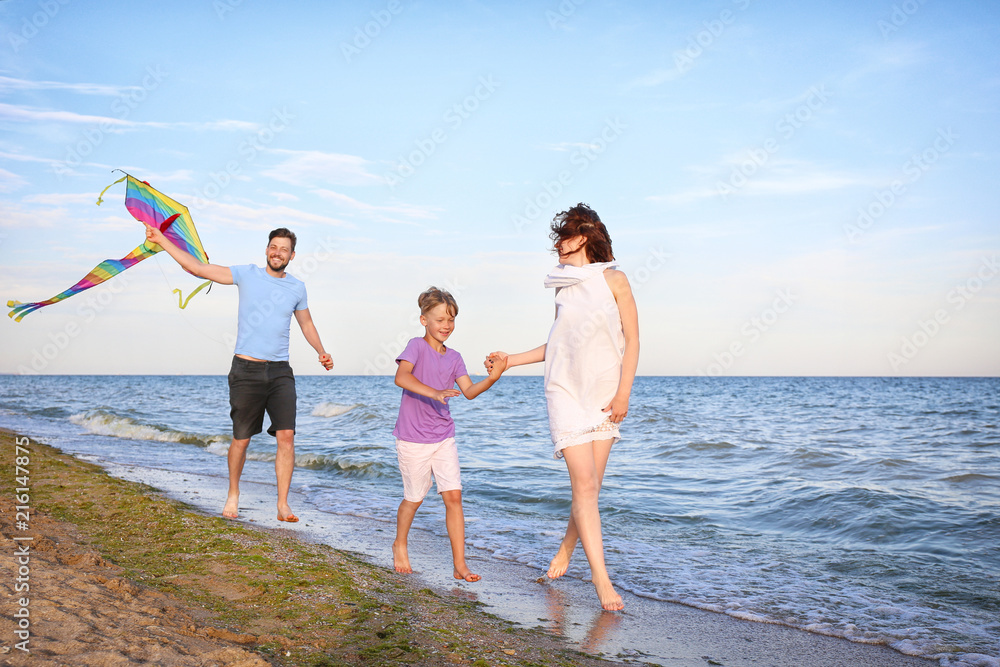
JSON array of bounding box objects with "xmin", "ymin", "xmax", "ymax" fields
[{"xmin": 7, "ymin": 172, "xmax": 212, "ymax": 322}]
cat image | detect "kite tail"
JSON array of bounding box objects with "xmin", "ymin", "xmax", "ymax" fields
[
  {"xmin": 96, "ymin": 174, "xmax": 127, "ymax": 206},
  {"xmin": 7, "ymin": 300, "xmax": 43, "ymax": 322},
  {"xmin": 173, "ymin": 279, "xmax": 213, "ymax": 309},
  {"xmin": 6, "ymin": 244, "xmax": 155, "ymax": 322}
]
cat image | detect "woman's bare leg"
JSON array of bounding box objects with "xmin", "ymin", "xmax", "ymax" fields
[
  {"xmin": 547, "ymin": 438, "xmax": 614, "ymax": 579},
  {"xmin": 559, "ymin": 440, "xmax": 623, "ymax": 611}
]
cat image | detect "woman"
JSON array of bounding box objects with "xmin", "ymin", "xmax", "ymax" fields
[{"xmin": 490, "ymin": 203, "xmax": 639, "ymax": 611}]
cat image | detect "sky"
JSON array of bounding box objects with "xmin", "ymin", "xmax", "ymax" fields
[{"xmin": 1, "ymin": 0, "xmax": 998, "ymax": 376}]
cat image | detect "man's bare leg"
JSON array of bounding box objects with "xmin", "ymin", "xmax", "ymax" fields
[
  {"xmin": 275, "ymin": 429, "xmax": 297, "ymax": 521},
  {"xmin": 442, "ymin": 489, "xmax": 480, "ymax": 582},
  {"xmin": 393, "ymin": 499, "xmax": 422, "ymax": 573},
  {"xmin": 548, "ymin": 438, "xmax": 614, "ymax": 579},
  {"xmin": 224, "ymin": 437, "xmax": 251, "ymax": 518},
  {"xmin": 561, "ymin": 441, "xmax": 624, "ymax": 611}
]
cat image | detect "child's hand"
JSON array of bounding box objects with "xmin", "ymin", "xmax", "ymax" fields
[
  {"xmin": 484, "ymin": 351, "xmax": 508, "ymax": 373},
  {"xmin": 487, "ymin": 353, "xmax": 507, "ymax": 378},
  {"xmin": 431, "ymin": 388, "xmax": 461, "ymax": 404}
]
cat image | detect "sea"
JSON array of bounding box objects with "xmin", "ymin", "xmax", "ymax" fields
[{"xmin": 1, "ymin": 375, "xmax": 997, "ymax": 666}]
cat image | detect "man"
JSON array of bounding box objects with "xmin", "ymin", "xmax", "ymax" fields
[{"xmin": 145, "ymin": 224, "xmax": 333, "ymax": 522}]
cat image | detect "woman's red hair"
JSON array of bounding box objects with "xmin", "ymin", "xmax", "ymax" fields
[{"xmin": 549, "ymin": 203, "xmax": 614, "ymax": 263}]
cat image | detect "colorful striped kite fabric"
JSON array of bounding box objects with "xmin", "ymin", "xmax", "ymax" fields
[{"xmin": 7, "ymin": 173, "xmax": 211, "ymax": 322}]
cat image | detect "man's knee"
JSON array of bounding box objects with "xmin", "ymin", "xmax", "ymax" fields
[
  {"xmin": 229, "ymin": 438, "xmax": 251, "ymax": 453},
  {"xmin": 275, "ymin": 429, "xmax": 294, "ymax": 448}
]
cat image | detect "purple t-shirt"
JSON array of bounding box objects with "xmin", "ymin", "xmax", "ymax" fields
[{"xmin": 392, "ymin": 337, "xmax": 469, "ymax": 443}]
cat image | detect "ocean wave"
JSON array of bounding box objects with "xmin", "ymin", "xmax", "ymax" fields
[
  {"xmin": 686, "ymin": 440, "xmax": 736, "ymax": 452},
  {"xmin": 69, "ymin": 410, "xmax": 229, "ymax": 448},
  {"xmin": 311, "ymin": 402, "xmax": 362, "ymax": 418},
  {"xmin": 240, "ymin": 449, "xmax": 391, "ymax": 477},
  {"xmin": 943, "ymin": 473, "xmax": 1000, "ymax": 484}
]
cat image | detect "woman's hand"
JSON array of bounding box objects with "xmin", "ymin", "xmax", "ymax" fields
[
  {"xmin": 486, "ymin": 353, "xmax": 508, "ymax": 379},
  {"xmin": 602, "ymin": 393, "xmax": 630, "ymax": 423},
  {"xmin": 484, "ymin": 351, "xmax": 508, "ymax": 372}
]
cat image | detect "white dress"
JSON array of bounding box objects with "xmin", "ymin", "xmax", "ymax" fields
[{"xmin": 543, "ymin": 261, "xmax": 625, "ymax": 458}]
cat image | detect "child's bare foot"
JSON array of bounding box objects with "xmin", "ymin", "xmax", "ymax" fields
[
  {"xmin": 547, "ymin": 548, "xmax": 573, "ymax": 579},
  {"xmin": 392, "ymin": 541, "xmax": 412, "ymax": 574},
  {"xmin": 594, "ymin": 579, "xmax": 624, "ymax": 611},
  {"xmin": 222, "ymin": 493, "xmax": 239, "ymax": 519},
  {"xmin": 453, "ymin": 566, "xmax": 481, "ymax": 582}
]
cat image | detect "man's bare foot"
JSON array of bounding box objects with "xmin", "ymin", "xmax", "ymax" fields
[
  {"xmin": 277, "ymin": 503, "xmax": 297, "ymax": 522},
  {"xmin": 222, "ymin": 494, "xmax": 239, "ymax": 519},
  {"xmin": 594, "ymin": 579, "xmax": 624, "ymax": 611},
  {"xmin": 547, "ymin": 548, "xmax": 573, "ymax": 579},
  {"xmin": 393, "ymin": 541, "xmax": 412, "ymax": 574},
  {"xmin": 453, "ymin": 566, "xmax": 481, "ymax": 582}
]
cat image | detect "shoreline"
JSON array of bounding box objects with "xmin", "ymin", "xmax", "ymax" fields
[{"xmin": 2, "ymin": 429, "xmax": 937, "ymax": 666}]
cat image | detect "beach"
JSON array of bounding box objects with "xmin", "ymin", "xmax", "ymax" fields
[{"xmin": 2, "ymin": 429, "xmax": 944, "ymax": 666}]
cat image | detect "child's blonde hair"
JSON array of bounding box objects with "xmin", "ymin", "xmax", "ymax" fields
[{"xmin": 418, "ymin": 287, "xmax": 459, "ymax": 317}]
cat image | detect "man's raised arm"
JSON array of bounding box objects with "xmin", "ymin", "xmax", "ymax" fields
[{"xmin": 144, "ymin": 223, "xmax": 233, "ymax": 285}]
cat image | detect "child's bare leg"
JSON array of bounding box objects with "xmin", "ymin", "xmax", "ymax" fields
[
  {"xmin": 223, "ymin": 438, "xmax": 250, "ymax": 518},
  {"xmin": 393, "ymin": 499, "xmax": 421, "ymax": 573},
  {"xmin": 561, "ymin": 441, "xmax": 623, "ymax": 611},
  {"xmin": 441, "ymin": 489, "xmax": 480, "ymax": 582},
  {"xmin": 548, "ymin": 439, "xmax": 614, "ymax": 578}
]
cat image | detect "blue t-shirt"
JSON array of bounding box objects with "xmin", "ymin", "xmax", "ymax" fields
[
  {"xmin": 230, "ymin": 264, "xmax": 308, "ymax": 361},
  {"xmin": 392, "ymin": 337, "xmax": 469, "ymax": 443}
]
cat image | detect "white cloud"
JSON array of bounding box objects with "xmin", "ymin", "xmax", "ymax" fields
[
  {"xmin": 310, "ymin": 189, "xmax": 440, "ymax": 225},
  {"xmin": 626, "ymin": 67, "xmax": 683, "ymax": 89},
  {"xmin": 22, "ymin": 192, "xmax": 98, "ymax": 205},
  {"xmin": 0, "ymin": 102, "xmax": 259, "ymax": 132},
  {"xmin": 261, "ymin": 149, "xmax": 383, "ymax": 187},
  {"xmin": 0, "ymin": 168, "xmax": 28, "ymax": 192},
  {"xmin": 0, "ymin": 75, "xmax": 138, "ymax": 96},
  {"xmin": 185, "ymin": 198, "xmax": 355, "ymax": 233}
]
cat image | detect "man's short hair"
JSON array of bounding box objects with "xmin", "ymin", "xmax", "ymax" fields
[{"xmin": 269, "ymin": 228, "xmax": 297, "ymax": 252}]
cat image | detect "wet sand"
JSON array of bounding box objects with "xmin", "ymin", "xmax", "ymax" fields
[
  {"xmin": 1, "ymin": 430, "xmax": 934, "ymax": 666},
  {"xmin": 99, "ymin": 454, "xmax": 933, "ymax": 666}
]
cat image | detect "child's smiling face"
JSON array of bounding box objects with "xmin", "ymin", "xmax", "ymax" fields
[{"xmin": 421, "ymin": 302, "xmax": 456, "ymax": 346}]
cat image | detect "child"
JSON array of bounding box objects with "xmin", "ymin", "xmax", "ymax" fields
[{"xmin": 392, "ymin": 287, "xmax": 506, "ymax": 582}]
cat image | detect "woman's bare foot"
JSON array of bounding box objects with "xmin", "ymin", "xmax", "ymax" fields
[
  {"xmin": 222, "ymin": 493, "xmax": 239, "ymax": 519},
  {"xmin": 392, "ymin": 541, "xmax": 412, "ymax": 574},
  {"xmin": 453, "ymin": 566, "xmax": 481, "ymax": 582},
  {"xmin": 547, "ymin": 546, "xmax": 574, "ymax": 579},
  {"xmin": 594, "ymin": 578, "xmax": 624, "ymax": 611}
]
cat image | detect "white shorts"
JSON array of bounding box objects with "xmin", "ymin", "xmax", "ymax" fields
[{"xmin": 395, "ymin": 436, "xmax": 461, "ymax": 502}]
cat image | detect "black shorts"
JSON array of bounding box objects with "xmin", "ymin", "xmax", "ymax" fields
[{"xmin": 227, "ymin": 356, "xmax": 296, "ymax": 439}]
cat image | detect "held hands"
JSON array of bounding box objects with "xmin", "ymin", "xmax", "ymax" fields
[
  {"xmin": 486, "ymin": 352, "xmax": 508, "ymax": 379},
  {"xmin": 318, "ymin": 353, "xmax": 334, "ymax": 371},
  {"xmin": 484, "ymin": 351, "xmax": 509, "ymax": 374},
  {"xmin": 602, "ymin": 393, "xmax": 630, "ymax": 424}
]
